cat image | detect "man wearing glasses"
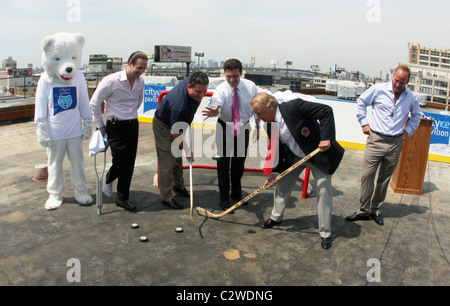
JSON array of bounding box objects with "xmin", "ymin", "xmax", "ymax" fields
[
  {"xmin": 345, "ymin": 65, "xmax": 421, "ymax": 225},
  {"xmin": 153, "ymin": 72, "xmax": 209, "ymax": 209}
]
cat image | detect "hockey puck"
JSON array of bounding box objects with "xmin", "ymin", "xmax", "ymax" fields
[
  {"xmin": 131, "ymin": 223, "xmax": 139, "ymax": 229},
  {"xmin": 139, "ymin": 236, "xmax": 148, "ymax": 242},
  {"xmin": 175, "ymin": 227, "xmax": 183, "ymax": 233}
]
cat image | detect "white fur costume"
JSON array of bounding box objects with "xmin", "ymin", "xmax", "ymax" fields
[{"xmin": 34, "ymin": 32, "xmax": 93, "ymax": 210}]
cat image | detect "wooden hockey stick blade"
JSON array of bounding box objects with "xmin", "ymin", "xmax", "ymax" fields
[
  {"xmin": 196, "ymin": 183, "xmax": 270, "ymax": 219},
  {"xmin": 196, "ymin": 147, "xmax": 320, "ymax": 219}
]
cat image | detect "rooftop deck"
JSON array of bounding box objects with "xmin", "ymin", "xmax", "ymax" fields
[{"xmin": 0, "ymin": 119, "xmax": 449, "ymax": 286}]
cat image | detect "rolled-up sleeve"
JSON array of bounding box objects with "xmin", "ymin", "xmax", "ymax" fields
[
  {"xmin": 89, "ymin": 78, "xmax": 111, "ymax": 129},
  {"xmin": 356, "ymin": 86, "xmax": 376, "ymax": 127},
  {"xmin": 405, "ymin": 96, "xmax": 422, "ymax": 136}
]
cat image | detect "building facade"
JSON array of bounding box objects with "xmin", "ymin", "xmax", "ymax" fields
[
  {"xmin": 0, "ymin": 64, "xmax": 36, "ymax": 96},
  {"xmin": 407, "ymin": 42, "xmax": 450, "ymax": 108}
]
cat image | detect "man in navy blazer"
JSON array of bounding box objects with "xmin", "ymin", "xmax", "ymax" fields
[{"xmin": 251, "ymin": 93, "xmax": 344, "ymax": 249}]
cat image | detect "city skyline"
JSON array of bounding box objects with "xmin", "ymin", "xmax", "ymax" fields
[{"xmin": 1, "ymin": 0, "xmax": 450, "ymax": 78}]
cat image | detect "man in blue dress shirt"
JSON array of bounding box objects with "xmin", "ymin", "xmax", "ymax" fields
[{"xmin": 345, "ymin": 65, "xmax": 422, "ymax": 225}]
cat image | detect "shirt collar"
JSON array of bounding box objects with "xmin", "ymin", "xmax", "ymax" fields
[
  {"xmin": 119, "ymin": 68, "xmax": 128, "ymax": 82},
  {"xmin": 387, "ymin": 81, "xmax": 394, "ymax": 93},
  {"xmin": 387, "ymin": 80, "xmax": 409, "ymax": 97},
  {"xmin": 226, "ymin": 80, "xmax": 242, "ymax": 91},
  {"xmin": 183, "ymin": 79, "xmax": 196, "ymax": 105},
  {"xmin": 275, "ymin": 106, "xmax": 282, "ymax": 122}
]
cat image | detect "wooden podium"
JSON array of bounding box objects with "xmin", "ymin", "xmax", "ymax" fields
[{"xmin": 390, "ymin": 117, "xmax": 434, "ymax": 195}]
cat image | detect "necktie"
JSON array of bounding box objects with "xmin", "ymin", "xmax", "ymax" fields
[{"xmin": 232, "ymin": 87, "xmax": 240, "ymax": 136}]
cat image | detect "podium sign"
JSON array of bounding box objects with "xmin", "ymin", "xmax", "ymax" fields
[{"xmin": 390, "ymin": 117, "xmax": 434, "ymax": 195}]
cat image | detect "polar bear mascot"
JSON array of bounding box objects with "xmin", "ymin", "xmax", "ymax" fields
[{"xmin": 34, "ymin": 32, "xmax": 93, "ymax": 210}]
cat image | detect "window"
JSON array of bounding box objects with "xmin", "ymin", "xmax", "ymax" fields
[
  {"xmin": 434, "ymin": 89, "xmax": 447, "ymax": 96},
  {"xmin": 433, "ymin": 97, "xmax": 446, "ymax": 103},
  {"xmin": 421, "ymin": 78, "xmax": 433, "ymax": 85},
  {"xmin": 435, "ymin": 81, "xmax": 448, "ymax": 88},
  {"xmin": 420, "ymin": 86, "xmax": 432, "ymax": 94},
  {"xmin": 420, "ymin": 56, "xmax": 429, "ymax": 61}
]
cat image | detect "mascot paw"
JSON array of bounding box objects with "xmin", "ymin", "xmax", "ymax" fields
[
  {"xmin": 37, "ymin": 124, "xmax": 52, "ymax": 147},
  {"xmin": 82, "ymin": 121, "xmax": 93, "ymax": 140},
  {"xmin": 45, "ymin": 194, "xmax": 63, "ymax": 210},
  {"xmin": 75, "ymin": 191, "xmax": 93, "ymax": 205}
]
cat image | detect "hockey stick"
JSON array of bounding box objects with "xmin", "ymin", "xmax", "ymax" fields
[
  {"xmin": 189, "ymin": 158, "xmax": 194, "ymax": 222},
  {"xmin": 189, "ymin": 129, "xmax": 194, "ymax": 222},
  {"xmin": 196, "ymin": 147, "xmax": 320, "ymax": 219}
]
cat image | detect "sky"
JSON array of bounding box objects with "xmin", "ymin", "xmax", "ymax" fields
[{"xmin": 1, "ymin": 0, "xmax": 450, "ymax": 78}]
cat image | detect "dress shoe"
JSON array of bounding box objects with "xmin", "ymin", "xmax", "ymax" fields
[
  {"xmin": 162, "ymin": 198, "xmax": 184, "ymax": 209},
  {"xmin": 371, "ymin": 213, "xmax": 384, "ymax": 225},
  {"xmin": 345, "ymin": 212, "xmax": 369, "ymax": 222},
  {"xmin": 115, "ymin": 199, "xmax": 137, "ymax": 212},
  {"xmin": 173, "ymin": 186, "xmax": 189, "ymax": 197},
  {"xmin": 261, "ymin": 218, "xmax": 281, "ymax": 229},
  {"xmin": 220, "ymin": 200, "xmax": 234, "ymax": 214},
  {"xmin": 321, "ymin": 237, "xmax": 332, "ymax": 249}
]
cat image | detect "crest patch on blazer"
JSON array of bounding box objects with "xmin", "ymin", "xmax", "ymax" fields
[{"xmin": 301, "ymin": 127, "xmax": 310, "ymax": 137}]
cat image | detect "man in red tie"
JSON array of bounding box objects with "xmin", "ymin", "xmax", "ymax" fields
[
  {"xmin": 251, "ymin": 92, "xmax": 345, "ymax": 249},
  {"xmin": 203, "ymin": 59, "xmax": 258, "ymax": 212}
]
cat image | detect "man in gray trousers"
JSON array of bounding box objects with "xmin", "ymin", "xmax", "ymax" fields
[{"xmin": 251, "ymin": 93, "xmax": 344, "ymax": 249}]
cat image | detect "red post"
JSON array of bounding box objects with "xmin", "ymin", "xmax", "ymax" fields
[{"xmin": 302, "ymin": 167, "xmax": 310, "ymax": 199}]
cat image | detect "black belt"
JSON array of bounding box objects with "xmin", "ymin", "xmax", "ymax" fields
[
  {"xmin": 217, "ymin": 118, "xmax": 250, "ymax": 126},
  {"xmin": 373, "ymin": 131, "xmax": 402, "ymax": 138},
  {"xmin": 107, "ymin": 118, "xmax": 138, "ymax": 125}
]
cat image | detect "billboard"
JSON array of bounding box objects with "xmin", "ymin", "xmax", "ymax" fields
[
  {"xmin": 310, "ymin": 65, "xmax": 320, "ymax": 72},
  {"xmin": 89, "ymin": 54, "xmax": 107, "ymax": 65},
  {"xmin": 154, "ymin": 45, "xmax": 192, "ymax": 63},
  {"xmin": 423, "ymin": 111, "xmax": 450, "ymax": 145},
  {"xmin": 143, "ymin": 85, "xmax": 166, "ymax": 113}
]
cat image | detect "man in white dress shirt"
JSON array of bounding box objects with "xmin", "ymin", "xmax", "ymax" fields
[
  {"xmin": 345, "ymin": 65, "xmax": 421, "ymax": 225},
  {"xmin": 90, "ymin": 51, "xmax": 148, "ymax": 211},
  {"xmin": 203, "ymin": 59, "xmax": 258, "ymax": 211}
]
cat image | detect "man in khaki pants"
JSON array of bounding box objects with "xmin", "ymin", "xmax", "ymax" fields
[
  {"xmin": 345, "ymin": 65, "xmax": 421, "ymax": 225},
  {"xmin": 153, "ymin": 72, "xmax": 209, "ymax": 209}
]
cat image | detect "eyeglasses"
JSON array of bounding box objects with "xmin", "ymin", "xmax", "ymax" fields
[
  {"xmin": 390, "ymin": 105, "xmax": 396, "ymax": 117},
  {"xmin": 194, "ymin": 76, "xmax": 209, "ymax": 85},
  {"xmin": 196, "ymin": 76, "xmax": 208, "ymax": 82}
]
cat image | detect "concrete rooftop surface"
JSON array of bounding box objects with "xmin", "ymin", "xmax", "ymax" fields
[{"xmin": 0, "ymin": 119, "xmax": 450, "ymax": 287}]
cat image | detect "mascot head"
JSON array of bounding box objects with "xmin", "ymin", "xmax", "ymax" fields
[{"xmin": 41, "ymin": 32, "xmax": 85, "ymax": 84}]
